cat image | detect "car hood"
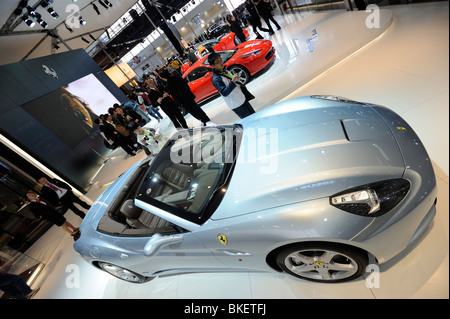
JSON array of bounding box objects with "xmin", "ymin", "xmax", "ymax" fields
[{"xmin": 211, "ymin": 96, "xmax": 406, "ymax": 220}]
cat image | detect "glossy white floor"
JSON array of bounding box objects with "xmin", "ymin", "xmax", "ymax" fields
[{"xmin": 23, "ymin": 2, "xmax": 448, "ymax": 299}]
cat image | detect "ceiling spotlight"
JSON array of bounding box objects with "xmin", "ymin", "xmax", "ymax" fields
[
  {"xmin": 14, "ymin": 0, "xmax": 28, "ymax": 16},
  {"xmin": 26, "ymin": 6, "xmax": 40, "ymax": 20},
  {"xmin": 98, "ymin": 0, "xmax": 112, "ymax": 8},
  {"xmin": 92, "ymin": 3, "xmax": 101, "ymax": 15},
  {"xmin": 14, "ymin": 0, "xmax": 28, "ymax": 15},
  {"xmin": 37, "ymin": 18, "xmax": 48, "ymax": 28},
  {"xmin": 79, "ymin": 16, "xmax": 86, "ymax": 26},
  {"xmin": 52, "ymin": 38, "xmax": 60, "ymax": 50},
  {"xmin": 22, "ymin": 15, "xmax": 35, "ymax": 28},
  {"xmin": 98, "ymin": 0, "xmax": 108, "ymax": 9},
  {"xmin": 65, "ymin": 22, "xmax": 74, "ymax": 33},
  {"xmin": 41, "ymin": 0, "xmax": 54, "ymax": 7},
  {"xmin": 14, "ymin": 7, "xmax": 24, "ymax": 15},
  {"xmin": 172, "ymin": 16, "xmax": 176, "ymax": 23},
  {"xmin": 47, "ymin": 7, "xmax": 59, "ymax": 19}
]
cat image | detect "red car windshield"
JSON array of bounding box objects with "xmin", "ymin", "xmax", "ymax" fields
[{"xmin": 202, "ymin": 49, "xmax": 238, "ymax": 66}]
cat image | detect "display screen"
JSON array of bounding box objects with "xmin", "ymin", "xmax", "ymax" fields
[{"xmin": 21, "ymin": 73, "xmax": 120, "ymax": 148}]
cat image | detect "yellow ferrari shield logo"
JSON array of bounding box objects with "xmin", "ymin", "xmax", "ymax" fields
[{"xmin": 217, "ymin": 234, "xmax": 227, "ymax": 245}]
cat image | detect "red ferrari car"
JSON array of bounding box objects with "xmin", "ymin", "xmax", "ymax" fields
[
  {"xmin": 181, "ymin": 30, "xmax": 250, "ymax": 75},
  {"xmin": 183, "ymin": 39, "xmax": 275, "ymax": 103},
  {"xmin": 214, "ymin": 29, "xmax": 250, "ymax": 51}
]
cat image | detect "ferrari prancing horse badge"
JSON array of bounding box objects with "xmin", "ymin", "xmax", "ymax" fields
[{"xmin": 217, "ymin": 234, "xmax": 227, "ymax": 245}]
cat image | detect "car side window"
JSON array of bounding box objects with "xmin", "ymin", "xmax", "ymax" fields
[{"xmin": 186, "ymin": 67, "xmax": 212, "ymax": 83}]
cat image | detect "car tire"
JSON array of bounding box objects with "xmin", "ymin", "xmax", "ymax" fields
[
  {"xmin": 275, "ymin": 243, "xmax": 368, "ymax": 283},
  {"xmin": 98, "ymin": 262, "xmax": 154, "ymax": 283},
  {"xmin": 229, "ymin": 65, "xmax": 250, "ymax": 85}
]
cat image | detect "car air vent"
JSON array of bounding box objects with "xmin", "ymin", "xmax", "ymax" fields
[
  {"xmin": 340, "ymin": 120, "xmax": 350, "ymax": 141},
  {"xmin": 341, "ymin": 118, "xmax": 394, "ymax": 142},
  {"xmin": 310, "ymin": 95, "xmax": 366, "ymax": 105}
]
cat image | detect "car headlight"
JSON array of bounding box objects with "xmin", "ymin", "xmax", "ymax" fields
[
  {"xmin": 330, "ymin": 179, "xmax": 410, "ymax": 217},
  {"xmin": 240, "ymin": 49, "xmax": 262, "ymax": 58}
]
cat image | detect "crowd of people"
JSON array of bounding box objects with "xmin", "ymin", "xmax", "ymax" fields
[
  {"xmin": 92, "ymin": 1, "xmax": 284, "ymax": 158},
  {"xmin": 171, "ymin": 0, "xmax": 282, "ymax": 71}
]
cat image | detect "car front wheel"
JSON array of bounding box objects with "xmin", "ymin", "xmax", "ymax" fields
[
  {"xmin": 276, "ymin": 243, "xmax": 368, "ymax": 283},
  {"xmin": 229, "ymin": 65, "xmax": 250, "ymax": 85},
  {"xmin": 98, "ymin": 262, "xmax": 153, "ymax": 283}
]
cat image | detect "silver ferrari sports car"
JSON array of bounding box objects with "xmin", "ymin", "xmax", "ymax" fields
[{"xmin": 74, "ymin": 95, "xmax": 437, "ymax": 283}]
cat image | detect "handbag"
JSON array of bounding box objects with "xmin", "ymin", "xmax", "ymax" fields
[
  {"xmin": 116, "ymin": 124, "xmax": 130, "ymax": 137},
  {"xmin": 239, "ymin": 83, "xmax": 255, "ymax": 101},
  {"xmin": 221, "ymin": 69, "xmax": 255, "ymax": 101}
]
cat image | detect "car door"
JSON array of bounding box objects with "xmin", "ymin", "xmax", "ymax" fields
[
  {"xmin": 113, "ymin": 230, "xmax": 229, "ymax": 276},
  {"xmin": 185, "ymin": 66, "xmax": 216, "ymax": 103}
]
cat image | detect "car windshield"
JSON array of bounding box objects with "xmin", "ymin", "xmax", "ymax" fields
[
  {"xmin": 203, "ymin": 50, "xmax": 237, "ymax": 66},
  {"xmin": 135, "ymin": 125, "xmax": 242, "ymax": 225}
]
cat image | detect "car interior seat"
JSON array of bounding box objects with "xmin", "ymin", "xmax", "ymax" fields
[{"xmin": 120, "ymin": 199, "xmax": 173, "ymax": 232}]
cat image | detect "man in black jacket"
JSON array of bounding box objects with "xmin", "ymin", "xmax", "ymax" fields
[
  {"xmin": 37, "ymin": 177, "xmax": 91, "ymax": 219},
  {"xmin": 255, "ymin": 0, "xmax": 281, "ymax": 35},
  {"xmin": 102, "ymin": 114, "xmax": 137, "ymax": 156},
  {"xmin": 144, "ymin": 76, "xmax": 189, "ymax": 129},
  {"xmin": 26, "ymin": 192, "xmax": 79, "ymax": 236},
  {"xmin": 158, "ymin": 68, "xmax": 213, "ymax": 126},
  {"xmin": 228, "ymin": 14, "xmax": 247, "ymax": 44},
  {"xmin": 245, "ymin": 0, "xmax": 271, "ymax": 39}
]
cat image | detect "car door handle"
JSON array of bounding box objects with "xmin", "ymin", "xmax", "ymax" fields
[{"xmin": 218, "ymin": 249, "xmax": 251, "ymax": 256}]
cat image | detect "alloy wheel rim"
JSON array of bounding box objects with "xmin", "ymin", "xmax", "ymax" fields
[
  {"xmin": 230, "ymin": 68, "xmax": 248, "ymax": 83},
  {"xmin": 284, "ymin": 249, "xmax": 359, "ymax": 281}
]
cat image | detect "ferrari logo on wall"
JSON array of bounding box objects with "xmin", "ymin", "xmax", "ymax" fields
[
  {"xmin": 42, "ymin": 65, "xmax": 58, "ymax": 79},
  {"xmin": 217, "ymin": 234, "xmax": 227, "ymax": 246}
]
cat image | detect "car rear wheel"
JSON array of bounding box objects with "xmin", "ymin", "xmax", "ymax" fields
[
  {"xmin": 98, "ymin": 262, "xmax": 153, "ymax": 283},
  {"xmin": 229, "ymin": 65, "xmax": 250, "ymax": 85},
  {"xmin": 276, "ymin": 243, "xmax": 368, "ymax": 283}
]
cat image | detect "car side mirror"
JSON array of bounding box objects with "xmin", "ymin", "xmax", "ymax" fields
[{"xmin": 143, "ymin": 233, "xmax": 183, "ymax": 257}]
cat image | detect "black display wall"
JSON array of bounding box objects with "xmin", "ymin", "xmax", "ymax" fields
[{"xmin": 0, "ymin": 49, "xmax": 128, "ymax": 193}]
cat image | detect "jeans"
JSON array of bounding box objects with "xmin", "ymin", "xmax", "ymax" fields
[
  {"xmin": 0, "ymin": 273, "xmax": 32, "ymax": 299},
  {"xmin": 147, "ymin": 107, "xmax": 163, "ymax": 120},
  {"xmin": 232, "ymin": 101, "xmax": 256, "ymax": 119}
]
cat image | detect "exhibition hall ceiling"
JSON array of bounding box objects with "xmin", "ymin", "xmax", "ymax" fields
[{"xmin": 0, "ymin": 0, "xmax": 194, "ymax": 67}]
